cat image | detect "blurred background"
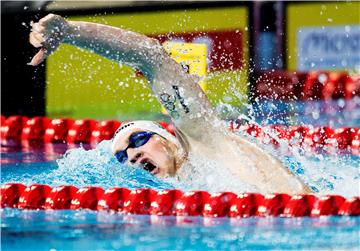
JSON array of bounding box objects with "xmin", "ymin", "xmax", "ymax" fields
[{"xmin": 1, "ymin": 1, "xmax": 360, "ymax": 127}]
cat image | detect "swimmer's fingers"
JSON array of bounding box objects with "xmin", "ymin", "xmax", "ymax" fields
[
  {"xmin": 29, "ymin": 48, "xmax": 48, "ymax": 66},
  {"xmin": 31, "ymin": 22, "xmax": 45, "ymax": 34},
  {"xmin": 29, "ymin": 14, "xmax": 69, "ymax": 66},
  {"xmin": 29, "ymin": 28, "xmax": 54, "ymax": 66},
  {"xmin": 29, "ymin": 27, "xmax": 62, "ymax": 66},
  {"xmin": 29, "ymin": 30, "xmax": 45, "ymax": 48}
]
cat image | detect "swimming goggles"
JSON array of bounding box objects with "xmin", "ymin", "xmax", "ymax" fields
[{"xmin": 114, "ymin": 131, "xmax": 156, "ymax": 164}]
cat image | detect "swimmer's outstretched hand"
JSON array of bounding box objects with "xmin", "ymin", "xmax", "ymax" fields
[{"xmin": 29, "ymin": 14, "xmax": 69, "ymax": 66}]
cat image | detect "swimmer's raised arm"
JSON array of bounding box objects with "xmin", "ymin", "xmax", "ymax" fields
[{"xmin": 29, "ymin": 14, "xmax": 219, "ymax": 142}]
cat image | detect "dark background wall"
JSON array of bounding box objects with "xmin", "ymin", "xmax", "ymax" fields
[{"xmin": 1, "ymin": 3, "xmax": 47, "ymax": 116}]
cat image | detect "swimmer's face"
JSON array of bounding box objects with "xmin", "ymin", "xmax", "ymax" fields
[{"xmin": 112, "ymin": 128, "xmax": 179, "ymax": 177}]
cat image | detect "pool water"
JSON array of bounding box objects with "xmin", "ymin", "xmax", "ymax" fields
[
  {"xmin": 1, "ymin": 140, "xmax": 359, "ymax": 250},
  {"xmin": 2, "ymin": 209, "xmax": 359, "ymax": 250}
]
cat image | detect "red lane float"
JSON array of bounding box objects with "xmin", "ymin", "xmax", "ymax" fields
[
  {"xmin": 0, "ymin": 183, "xmax": 26, "ymax": 208},
  {"xmin": 203, "ymin": 192, "xmax": 237, "ymax": 217},
  {"xmin": 287, "ymin": 126, "xmax": 309, "ymax": 144},
  {"xmin": 97, "ymin": 187, "xmax": 130, "ymax": 211},
  {"xmin": 1, "ymin": 115, "xmax": 359, "ymax": 155},
  {"xmin": 338, "ymin": 197, "xmax": 360, "ymax": 216},
  {"xmin": 311, "ymin": 195, "xmax": 345, "ymax": 216},
  {"xmin": 1, "ymin": 183, "xmax": 359, "ymax": 217},
  {"xmin": 70, "ymin": 187, "xmax": 105, "ymax": 210},
  {"xmin": 17, "ymin": 184, "xmax": 52, "ymax": 209},
  {"xmin": 304, "ymin": 127, "xmax": 335, "ymax": 149},
  {"xmin": 123, "ymin": 188, "xmax": 157, "ymax": 215},
  {"xmin": 91, "ymin": 120, "xmax": 121, "ymax": 143},
  {"xmin": 150, "ymin": 189, "xmax": 183, "ymax": 216},
  {"xmin": 175, "ymin": 191, "xmax": 210, "ymax": 216},
  {"xmin": 282, "ymin": 194, "xmax": 317, "ymax": 217},
  {"xmin": 257, "ymin": 193, "xmax": 291, "ymax": 216},
  {"xmin": 67, "ymin": 119, "xmax": 97, "ymax": 144},
  {"xmin": 229, "ymin": 193, "xmax": 264, "ymax": 217},
  {"xmin": 45, "ymin": 185, "xmax": 78, "ymax": 209},
  {"xmin": 21, "ymin": 116, "xmax": 51, "ymax": 141},
  {"xmin": 1, "ymin": 115, "xmax": 28, "ymax": 140},
  {"xmin": 44, "ymin": 118, "xmax": 74, "ymax": 143},
  {"xmin": 334, "ymin": 127, "xmax": 359, "ymax": 150}
]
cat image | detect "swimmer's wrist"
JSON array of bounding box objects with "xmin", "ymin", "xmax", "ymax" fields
[{"xmin": 62, "ymin": 21, "xmax": 79, "ymax": 43}]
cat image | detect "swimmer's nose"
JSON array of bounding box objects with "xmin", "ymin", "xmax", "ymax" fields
[{"xmin": 127, "ymin": 148, "xmax": 142, "ymax": 164}]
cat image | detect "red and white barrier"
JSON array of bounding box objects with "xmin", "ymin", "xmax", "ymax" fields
[
  {"xmin": 1, "ymin": 115, "xmax": 359, "ymax": 155},
  {"xmin": 1, "ymin": 183, "xmax": 359, "ymax": 217}
]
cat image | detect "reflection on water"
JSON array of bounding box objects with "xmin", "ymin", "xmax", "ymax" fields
[{"xmin": 1, "ymin": 209, "xmax": 359, "ymax": 250}]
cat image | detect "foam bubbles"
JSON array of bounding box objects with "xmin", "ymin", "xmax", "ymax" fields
[
  {"xmin": 22, "ymin": 140, "xmax": 173, "ymax": 190},
  {"xmin": 284, "ymin": 155, "xmax": 360, "ymax": 197}
]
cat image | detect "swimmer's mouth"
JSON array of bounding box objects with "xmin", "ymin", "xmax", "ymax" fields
[{"xmin": 141, "ymin": 160, "xmax": 159, "ymax": 175}]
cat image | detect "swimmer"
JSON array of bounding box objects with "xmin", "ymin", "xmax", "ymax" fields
[{"xmin": 29, "ymin": 14, "xmax": 311, "ymax": 194}]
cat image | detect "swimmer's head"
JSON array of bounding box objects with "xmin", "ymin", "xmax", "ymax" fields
[{"xmin": 111, "ymin": 121, "xmax": 185, "ymax": 177}]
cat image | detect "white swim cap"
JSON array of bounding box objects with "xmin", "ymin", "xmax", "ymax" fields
[{"xmin": 111, "ymin": 120, "xmax": 178, "ymax": 153}]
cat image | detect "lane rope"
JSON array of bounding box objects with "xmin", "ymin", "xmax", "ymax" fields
[
  {"xmin": 1, "ymin": 183, "xmax": 359, "ymax": 217},
  {"xmin": 1, "ymin": 116, "xmax": 359, "ymax": 217},
  {"xmin": 1, "ymin": 115, "xmax": 359, "ymax": 155}
]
